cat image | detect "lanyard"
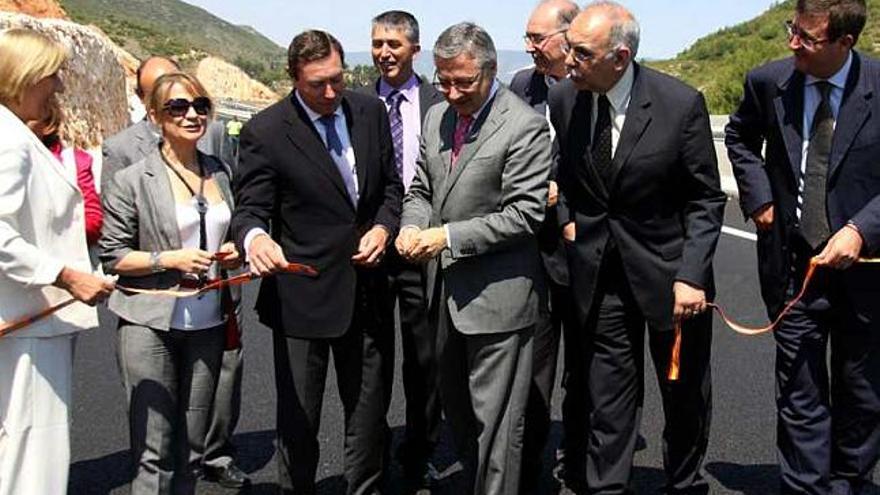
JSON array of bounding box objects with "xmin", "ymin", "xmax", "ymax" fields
[{"xmin": 162, "ymin": 153, "xmax": 209, "ymax": 284}]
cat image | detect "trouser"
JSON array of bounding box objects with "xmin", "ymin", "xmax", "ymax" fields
[
  {"xmin": 522, "ymin": 277, "xmax": 576, "ymax": 492},
  {"xmin": 775, "ymin": 240, "xmax": 880, "ymax": 495},
  {"xmin": 202, "ymin": 345, "xmax": 243, "ymax": 470},
  {"xmin": 118, "ymin": 323, "xmax": 225, "ymax": 495},
  {"xmin": 573, "ymin": 253, "xmax": 712, "ymax": 495},
  {"xmin": 273, "ymin": 311, "xmax": 388, "ymax": 495},
  {"xmin": 435, "ymin": 280, "xmax": 534, "ymax": 495},
  {"xmin": 0, "ymin": 334, "xmax": 74, "ymax": 495}
]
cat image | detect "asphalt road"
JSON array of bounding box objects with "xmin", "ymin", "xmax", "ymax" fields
[{"xmin": 68, "ymin": 199, "xmax": 880, "ymax": 494}]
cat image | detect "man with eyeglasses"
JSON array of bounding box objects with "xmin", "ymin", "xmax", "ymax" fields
[
  {"xmin": 508, "ymin": 1, "xmax": 581, "ymax": 492},
  {"xmin": 548, "ymin": 2, "xmax": 725, "ymax": 493},
  {"xmin": 725, "ymin": 1, "xmax": 880, "ymax": 493},
  {"xmin": 395, "ymin": 22, "xmax": 550, "ymax": 495},
  {"xmin": 359, "ymin": 11, "xmax": 445, "ymax": 491}
]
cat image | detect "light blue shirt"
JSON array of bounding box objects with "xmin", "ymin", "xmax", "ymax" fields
[
  {"xmin": 797, "ymin": 51, "xmax": 852, "ymax": 219},
  {"xmin": 295, "ymin": 91, "xmax": 358, "ymax": 200}
]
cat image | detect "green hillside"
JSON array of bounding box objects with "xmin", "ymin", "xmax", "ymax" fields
[
  {"xmin": 59, "ymin": 0, "xmax": 288, "ymax": 86},
  {"xmin": 649, "ymin": 0, "xmax": 880, "ymax": 114}
]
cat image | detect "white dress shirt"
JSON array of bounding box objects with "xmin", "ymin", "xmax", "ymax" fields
[
  {"xmin": 591, "ymin": 62, "xmax": 635, "ymax": 157},
  {"xmin": 379, "ymin": 74, "xmax": 421, "ymax": 191}
]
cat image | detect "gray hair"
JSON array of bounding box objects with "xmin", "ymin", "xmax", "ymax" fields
[
  {"xmin": 585, "ymin": 0, "xmax": 641, "ymax": 59},
  {"xmin": 433, "ymin": 22, "xmax": 497, "ymax": 72},
  {"xmin": 537, "ymin": 0, "xmax": 581, "ymax": 30},
  {"xmin": 372, "ymin": 10, "xmax": 420, "ymax": 44}
]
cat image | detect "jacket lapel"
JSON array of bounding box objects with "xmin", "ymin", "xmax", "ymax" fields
[
  {"xmin": 418, "ymin": 76, "xmax": 444, "ymax": 123},
  {"xmin": 343, "ymin": 97, "xmax": 369, "ymax": 207},
  {"xmin": 144, "ymin": 152, "xmax": 182, "ymax": 248},
  {"xmin": 773, "ymin": 69, "xmax": 805, "ymax": 185},
  {"xmin": 285, "ymin": 95, "xmax": 355, "ymax": 211},
  {"xmin": 606, "ymin": 66, "xmax": 651, "ymax": 192},
  {"xmin": 830, "ymin": 52, "xmax": 871, "ymax": 180},
  {"xmin": 573, "ymin": 90, "xmax": 609, "ymax": 202}
]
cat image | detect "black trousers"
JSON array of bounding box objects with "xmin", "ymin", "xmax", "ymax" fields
[
  {"xmin": 775, "ymin": 240, "xmax": 880, "ymax": 495},
  {"xmin": 569, "ymin": 252, "xmax": 712, "ymax": 495},
  {"xmin": 522, "ymin": 277, "xmax": 577, "ymax": 492},
  {"xmin": 273, "ymin": 294, "xmax": 389, "ymax": 495},
  {"xmin": 386, "ymin": 251, "xmax": 441, "ymax": 468}
]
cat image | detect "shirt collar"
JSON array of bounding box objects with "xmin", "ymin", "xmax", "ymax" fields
[
  {"xmin": 601, "ymin": 62, "xmax": 635, "ymax": 113},
  {"xmin": 378, "ymin": 73, "xmax": 419, "ymax": 100},
  {"xmin": 460, "ymin": 79, "xmax": 500, "ymax": 122},
  {"xmin": 805, "ymin": 51, "xmax": 852, "ymax": 90},
  {"xmin": 294, "ymin": 90, "xmax": 344, "ymax": 123}
]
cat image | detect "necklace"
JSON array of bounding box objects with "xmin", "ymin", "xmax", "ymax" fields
[{"xmin": 161, "ymin": 150, "xmax": 210, "ymax": 288}]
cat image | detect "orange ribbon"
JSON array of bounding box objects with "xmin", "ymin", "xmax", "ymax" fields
[
  {"xmin": 0, "ymin": 262, "xmax": 318, "ymax": 338},
  {"xmin": 668, "ymin": 257, "xmax": 880, "ymax": 381}
]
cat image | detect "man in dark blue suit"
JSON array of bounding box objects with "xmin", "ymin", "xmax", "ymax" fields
[{"xmin": 726, "ymin": 1, "xmax": 880, "ymax": 493}]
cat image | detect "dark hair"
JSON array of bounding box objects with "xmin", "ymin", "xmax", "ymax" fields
[
  {"xmin": 287, "ymin": 30, "xmax": 345, "ymax": 80},
  {"xmin": 135, "ymin": 56, "xmax": 181, "ymax": 98},
  {"xmin": 796, "ymin": 0, "xmax": 867, "ymax": 44},
  {"xmin": 372, "ymin": 10, "xmax": 420, "ymax": 44}
]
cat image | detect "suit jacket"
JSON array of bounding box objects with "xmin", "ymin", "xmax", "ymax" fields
[
  {"xmin": 102, "ymin": 119, "xmax": 232, "ymax": 192},
  {"xmin": 358, "ymin": 75, "xmax": 445, "ymax": 123},
  {"xmin": 0, "ymin": 104, "xmax": 98, "ymax": 338},
  {"xmin": 725, "ymin": 51, "xmax": 880, "ymax": 315},
  {"xmin": 549, "ymin": 63, "xmax": 726, "ymax": 331},
  {"xmin": 509, "ymin": 67, "xmax": 569, "ymax": 286},
  {"xmin": 99, "ymin": 148, "xmax": 234, "ymax": 330},
  {"xmin": 231, "ymin": 91, "xmax": 403, "ymax": 339},
  {"xmin": 402, "ymin": 86, "xmax": 551, "ymax": 335}
]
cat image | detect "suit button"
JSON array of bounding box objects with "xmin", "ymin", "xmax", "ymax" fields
[{"xmin": 595, "ymin": 248, "xmax": 602, "ymax": 255}]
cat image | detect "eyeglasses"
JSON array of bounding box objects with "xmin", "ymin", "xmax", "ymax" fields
[
  {"xmin": 432, "ymin": 71, "xmax": 483, "ymax": 92},
  {"xmin": 560, "ymin": 40, "xmax": 611, "ymax": 64},
  {"xmin": 163, "ymin": 97, "xmax": 212, "ymax": 117},
  {"xmin": 523, "ymin": 28, "xmax": 567, "ymax": 48},
  {"xmin": 784, "ymin": 20, "xmax": 834, "ymax": 50}
]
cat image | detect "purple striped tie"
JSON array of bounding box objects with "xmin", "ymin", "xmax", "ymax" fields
[{"xmin": 386, "ymin": 90, "xmax": 405, "ymax": 181}]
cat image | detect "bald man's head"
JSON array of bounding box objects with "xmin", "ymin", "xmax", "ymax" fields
[
  {"xmin": 135, "ymin": 56, "xmax": 180, "ymax": 104},
  {"xmin": 525, "ymin": 0, "xmax": 580, "ymax": 78},
  {"xmin": 564, "ymin": 1, "xmax": 640, "ymax": 92}
]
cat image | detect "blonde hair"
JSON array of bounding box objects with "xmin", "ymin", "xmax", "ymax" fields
[
  {"xmin": 0, "ymin": 29, "xmax": 68, "ymax": 107},
  {"xmin": 148, "ymin": 72, "xmax": 213, "ymax": 122}
]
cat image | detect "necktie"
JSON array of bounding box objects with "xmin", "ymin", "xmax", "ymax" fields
[
  {"xmin": 386, "ymin": 90, "xmax": 405, "ymax": 181},
  {"xmin": 800, "ymin": 81, "xmax": 833, "ymax": 249},
  {"xmin": 452, "ymin": 114, "xmax": 473, "ymax": 168},
  {"xmin": 318, "ymin": 114, "xmax": 358, "ymax": 205},
  {"xmin": 592, "ymin": 94, "xmax": 613, "ymax": 185}
]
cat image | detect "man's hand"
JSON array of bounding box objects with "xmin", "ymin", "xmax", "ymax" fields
[
  {"xmin": 751, "ymin": 203, "xmax": 775, "ymax": 232},
  {"xmin": 673, "ymin": 280, "xmax": 707, "ymax": 324},
  {"xmin": 54, "ymin": 267, "xmax": 115, "ymax": 306},
  {"xmin": 547, "ymin": 180, "xmax": 559, "ymax": 207},
  {"xmin": 247, "ymin": 234, "xmax": 288, "ymax": 277},
  {"xmin": 352, "ymin": 226, "xmax": 389, "ymax": 267},
  {"xmin": 814, "ymin": 224, "xmax": 863, "ymax": 270},
  {"xmin": 404, "ymin": 227, "xmax": 447, "ymax": 263},
  {"xmin": 395, "ymin": 226, "xmax": 420, "ymax": 255},
  {"xmin": 562, "ymin": 222, "xmax": 576, "ymax": 242}
]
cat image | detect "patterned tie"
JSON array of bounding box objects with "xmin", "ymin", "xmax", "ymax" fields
[
  {"xmin": 386, "ymin": 90, "xmax": 405, "ymax": 181},
  {"xmin": 452, "ymin": 114, "xmax": 473, "ymax": 168},
  {"xmin": 800, "ymin": 81, "xmax": 833, "ymax": 249},
  {"xmin": 318, "ymin": 114, "xmax": 358, "ymax": 205},
  {"xmin": 592, "ymin": 94, "xmax": 613, "ymax": 185}
]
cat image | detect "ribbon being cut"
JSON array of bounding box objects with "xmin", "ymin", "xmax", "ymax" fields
[
  {"xmin": 667, "ymin": 257, "xmax": 880, "ymax": 381},
  {"xmin": 0, "ymin": 256, "xmax": 318, "ymax": 338}
]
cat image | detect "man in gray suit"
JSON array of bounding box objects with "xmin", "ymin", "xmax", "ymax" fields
[
  {"xmin": 101, "ymin": 56, "xmax": 249, "ymax": 489},
  {"xmin": 395, "ymin": 22, "xmax": 551, "ymax": 495}
]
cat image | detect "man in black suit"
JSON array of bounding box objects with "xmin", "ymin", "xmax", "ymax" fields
[
  {"xmin": 231, "ymin": 30, "xmax": 402, "ymax": 495},
  {"xmin": 360, "ymin": 11, "xmax": 444, "ymax": 487},
  {"xmin": 725, "ymin": 1, "xmax": 880, "ymax": 493},
  {"xmin": 508, "ymin": 0, "xmax": 580, "ymax": 490},
  {"xmin": 548, "ymin": 3, "xmax": 725, "ymax": 493}
]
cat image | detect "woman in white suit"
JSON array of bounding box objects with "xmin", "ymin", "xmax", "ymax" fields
[{"xmin": 0, "ymin": 29, "xmax": 115, "ymax": 494}]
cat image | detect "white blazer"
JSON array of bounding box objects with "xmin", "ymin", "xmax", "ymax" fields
[{"xmin": 0, "ymin": 104, "xmax": 98, "ymax": 338}]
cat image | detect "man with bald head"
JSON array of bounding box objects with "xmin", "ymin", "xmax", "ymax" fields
[{"xmin": 548, "ymin": 2, "xmax": 725, "ymax": 493}]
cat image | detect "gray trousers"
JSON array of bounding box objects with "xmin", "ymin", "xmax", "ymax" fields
[
  {"xmin": 118, "ymin": 322, "xmax": 225, "ymax": 495},
  {"xmin": 436, "ymin": 285, "xmax": 534, "ymax": 495},
  {"xmin": 203, "ymin": 344, "xmax": 243, "ymax": 469}
]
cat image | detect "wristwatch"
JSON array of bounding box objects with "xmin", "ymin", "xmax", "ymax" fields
[{"xmin": 150, "ymin": 251, "xmax": 165, "ymax": 273}]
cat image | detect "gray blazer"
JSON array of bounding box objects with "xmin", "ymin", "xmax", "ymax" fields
[
  {"xmin": 99, "ymin": 146, "xmax": 236, "ymax": 331},
  {"xmin": 402, "ymin": 86, "xmax": 551, "ymax": 335}
]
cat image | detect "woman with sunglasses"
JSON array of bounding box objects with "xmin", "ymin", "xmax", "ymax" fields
[{"xmin": 99, "ymin": 72, "xmax": 241, "ymax": 494}]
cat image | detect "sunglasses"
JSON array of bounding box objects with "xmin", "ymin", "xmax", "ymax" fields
[{"xmin": 163, "ymin": 97, "xmax": 212, "ymax": 117}]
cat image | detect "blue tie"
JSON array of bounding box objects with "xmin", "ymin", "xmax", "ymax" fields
[
  {"xmin": 318, "ymin": 114, "xmax": 357, "ymax": 205},
  {"xmin": 386, "ymin": 90, "xmax": 405, "ymax": 180}
]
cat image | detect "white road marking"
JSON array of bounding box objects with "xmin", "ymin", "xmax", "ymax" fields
[{"xmin": 722, "ymin": 225, "xmax": 758, "ymax": 242}]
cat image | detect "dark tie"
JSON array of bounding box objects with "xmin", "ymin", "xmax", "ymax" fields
[
  {"xmin": 318, "ymin": 114, "xmax": 358, "ymax": 205},
  {"xmin": 592, "ymin": 94, "xmax": 613, "ymax": 185},
  {"xmin": 386, "ymin": 90, "xmax": 405, "ymax": 181},
  {"xmin": 800, "ymin": 81, "xmax": 833, "ymax": 249}
]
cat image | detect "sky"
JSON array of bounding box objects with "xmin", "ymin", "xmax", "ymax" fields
[{"xmin": 183, "ymin": 0, "xmax": 778, "ymax": 60}]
